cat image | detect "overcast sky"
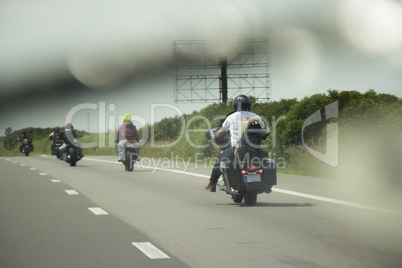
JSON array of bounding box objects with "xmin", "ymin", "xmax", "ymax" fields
[{"xmin": 1, "ymin": 0, "xmax": 402, "ymax": 133}]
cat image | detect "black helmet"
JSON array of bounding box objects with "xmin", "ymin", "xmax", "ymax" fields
[{"xmin": 233, "ymin": 95, "xmax": 251, "ymax": 111}]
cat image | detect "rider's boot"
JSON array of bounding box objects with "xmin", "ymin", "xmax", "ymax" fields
[{"xmin": 204, "ymin": 182, "xmax": 217, "ymax": 192}]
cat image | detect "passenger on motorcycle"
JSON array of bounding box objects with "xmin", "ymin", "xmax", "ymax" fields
[
  {"xmin": 49, "ymin": 127, "xmax": 62, "ymax": 155},
  {"xmin": 116, "ymin": 114, "xmax": 139, "ymax": 162},
  {"xmin": 205, "ymin": 95, "xmax": 269, "ymax": 192},
  {"xmin": 19, "ymin": 131, "xmax": 33, "ymax": 153},
  {"xmin": 58, "ymin": 123, "xmax": 83, "ymax": 160}
]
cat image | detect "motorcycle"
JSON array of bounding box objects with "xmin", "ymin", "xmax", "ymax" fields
[
  {"xmin": 52, "ymin": 142, "xmax": 63, "ymax": 159},
  {"xmin": 117, "ymin": 140, "xmax": 141, "ymax": 171},
  {"xmin": 206, "ymin": 120, "xmax": 277, "ymax": 206},
  {"xmin": 217, "ymin": 148, "xmax": 277, "ymax": 206},
  {"xmin": 63, "ymin": 144, "xmax": 82, "ymax": 166},
  {"xmin": 49, "ymin": 132, "xmax": 63, "ymax": 159},
  {"xmin": 20, "ymin": 138, "xmax": 33, "ymax": 157}
]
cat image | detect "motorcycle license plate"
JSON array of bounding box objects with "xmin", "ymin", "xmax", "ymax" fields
[
  {"xmin": 126, "ymin": 143, "xmax": 137, "ymax": 148},
  {"xmin": 244, "ymin": 174, "xmax": 261, "ymax": 183}
]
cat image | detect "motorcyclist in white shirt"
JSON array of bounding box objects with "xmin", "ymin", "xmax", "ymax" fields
[{"xmin": 205, "ymin": 95, "xmax": 269, "ymax": 192}]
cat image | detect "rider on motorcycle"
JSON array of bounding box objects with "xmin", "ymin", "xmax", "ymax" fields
[
  {"xmin": 19, "ymin": 131, "xmax": 33, "ymax": 153},
  {"xmin": 205, "ymin": 95, "xmax": 269, "ymax": 192},
  {"xmin": 58, "ymin": 123, "xmax": 83, "ymax": 160},
  {"xmin": 116, "ymin": 114, "xmax": 139, "ymax": 162},
  {"xmin": 49, "ymin": 126, "xmax": 62, "ymax": 155}
]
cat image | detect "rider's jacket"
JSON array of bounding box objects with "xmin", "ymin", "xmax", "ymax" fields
[
  {"xmin": 49, "ymin": 131, "xmax": 62, "ymax": 143},
  {"xmin": 21, "ymin": 134, "xmax": 32, "ymax": 144},
  {"xmin": 117, "ymin": 120, "xmax": 138, "ymax": 142},
  {"xmin": 59, "ymin": 128, "xmax": 77, "ymax": 145}
]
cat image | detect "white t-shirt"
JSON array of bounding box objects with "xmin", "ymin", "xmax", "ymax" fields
[{"xmin": 222, "ymin": 111, "xmax": 265, "ymax": 147}]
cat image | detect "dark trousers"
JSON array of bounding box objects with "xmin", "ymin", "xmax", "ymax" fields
[{"xmin": 210, "ymin": 147, "xmax": 235, "ymax": 183}]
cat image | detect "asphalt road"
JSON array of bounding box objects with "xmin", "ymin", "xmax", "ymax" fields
[{"xmin": 1, "ymin": 155, "xmax": 401, "ymax": 268}]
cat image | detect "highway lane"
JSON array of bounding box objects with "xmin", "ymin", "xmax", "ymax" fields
[
  {"xmin": 1, "ymin": 155, "xmax": 402, "ymax": 268},
  {"xmin": 0, "ymin": 157, "xmax": 188, "ymax": 268}
]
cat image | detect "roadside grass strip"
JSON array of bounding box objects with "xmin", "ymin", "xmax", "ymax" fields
[{"xmin": 132, "ymin": 242, "xmax": 170, "ymax": 259}]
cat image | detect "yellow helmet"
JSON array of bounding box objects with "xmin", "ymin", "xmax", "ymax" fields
[{"xmin": 123, "ymin": 114, "xmax": 131, "ymax": 121}]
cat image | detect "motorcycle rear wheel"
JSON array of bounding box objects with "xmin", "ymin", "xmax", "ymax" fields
[
  {"xmin": 69, "ymin": 148, "xmax": 77, "ymax": 166},
  {"xmin": 125, "ymin": 151, "xmax": 134, "ymax": 171},
  {"xmin": 244, "ymin": 190, "xmax": 257, "ymax": 206}
]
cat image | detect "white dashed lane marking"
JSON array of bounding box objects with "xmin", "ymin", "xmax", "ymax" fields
[
  {"xmin": 65, "ymin": 190, "xmax": 79, "ymax": 195},
  {"xmin": 2, "ymin": 157, "xmax": 176, "ymax": 262},
  {"xmin": 132, "ymin": 242, "xmax": 170, "ymax": 259},
  {"xmin": 88, "ymin": 207, "xmax": 109, "ymax": 215}
]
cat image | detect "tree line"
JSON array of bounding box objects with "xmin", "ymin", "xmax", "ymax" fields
[{"xmin": 3, "ymin": 89, "xmax": 401, "ymax": 178}]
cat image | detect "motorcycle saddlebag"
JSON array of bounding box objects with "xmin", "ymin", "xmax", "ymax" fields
[
  {"xmin": 260, "ymin": 158, "xmax": 277, "ymax": 185},
  {"xmin": 220, "ymin": 161, "xmax": 243, "ymax": 188}
]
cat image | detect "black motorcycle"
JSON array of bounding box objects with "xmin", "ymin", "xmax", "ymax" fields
[
  {"xmin": 52, "ymin": 142, "xmax": 63, "ymax": 159},
  {"xmin": 63, "ymin": 144, "xmax": 82, "ymax": 166},
  {"xmin": 207, "ymin": 120, "xmax": 277, "ymax": 206},
  {"xmin": 20, "ymin": 138, "xmax": 33, "ymax": 157},
  {"xmin": 218, "ymin": 147, "xmax": 277, "ymax": 206}
]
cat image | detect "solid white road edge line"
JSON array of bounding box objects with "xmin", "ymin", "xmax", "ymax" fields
[
  {"xmin": 83, "ymin": 157, "xmax": 122, "ymax": 165},
  {"xmin": 83, "ymin": 157, "xmax": 401, "ymax": 216},
  {"xmin": 272, "ymin": 188, "xmax": 402, "ymax": 216},
  {"xmin": 132, "ymin": 242, "xmax": 170, "ymax": 259}
]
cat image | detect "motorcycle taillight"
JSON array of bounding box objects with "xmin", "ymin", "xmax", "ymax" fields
[
  {"xmin": 248, "ymin": 166, "xmax": 256, "ymax": 172},
  {"xmin": 242, "ymin": 166, "xmax": 263, "ymax": 174}
]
